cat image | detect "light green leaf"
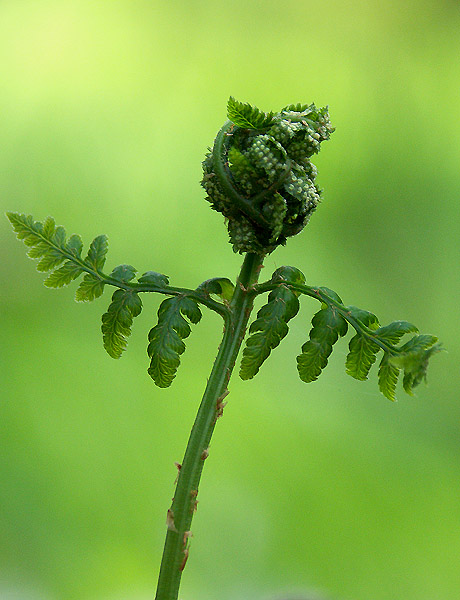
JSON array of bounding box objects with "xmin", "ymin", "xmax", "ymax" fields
[
  {"xmin": 44, "ymin": 261, "xmax": 84, "ymax": 288},
  {"xmin": 378, "ymin": 354, "xmax": 400, "ymax": 401},
  {"xmin": 394, "ymin": 335, "xmax": 442, "ymax": 395},
  {"xmin": 85, "ymin": 235, "xmax": 108, "ymax": 271},
  {"xmin": 75, "ymin": 274, "xmax": 105, "ymax": 302},
  {"xmin": 102, "ymin": 289, "xmax": 142, "ymax": 359},
  {"xmin": 147, "ymin": 296, "xmax": 202, "ymax": 388},
  {"xmin": 36, "ymin": 249, "xmax": 67, "ymax": 272},
  {"xmin": 227, "ymin": 96, "xmax": 275, "ymax": 130}
]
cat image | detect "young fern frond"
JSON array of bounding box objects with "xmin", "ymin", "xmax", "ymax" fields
[
  {"xmin": 6, "ymin": 211, "xmax": 214, "ymax": 378},
  {"xmin": 251, "ymin": 271, "xmax": 441, "ymax": 401},
  {"xmin": 8, "ymin": 98, "xmax": 443, "ymax": 600}
]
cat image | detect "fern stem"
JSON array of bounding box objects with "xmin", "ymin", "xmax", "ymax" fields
[{"xmin": 154, "ymin": 252, "xmax": 264, "ymax": 600}]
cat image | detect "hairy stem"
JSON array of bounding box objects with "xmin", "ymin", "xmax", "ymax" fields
[{"xmin": 154, "ymin": 252, "xmax": 264, "ymax": 600}]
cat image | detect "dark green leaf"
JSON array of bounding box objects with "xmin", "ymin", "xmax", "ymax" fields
[
  {"xmin": 297, "ymin": 305, "xmax": 348, "ymax": 383},
  {"xmin": 227, "ymin": 96, "xmax": 275, "ymax": 130},
  {"xmin": 85, "ymin": 235, "xmax": 108, "ymax": 271},
  {"xmin": 345, "ymin": 334, "xmax": 381, "ymax": 380},
  {"xmin": 42, "ymin": 216, "xmax": 56, "ymax": 238},
  {"xmin": 110, "ymin": 264, "xmax": 137, "ymax": 282},
  {"xmin": 271, "ymin": 266, "xmax": 306, "ymax": 289},
  {"xmin": 241, "ymin": 285, "xmax": 301, "ymax": 380},
  {"xmin": 147, "ymin": 296, "xmax": 202, "ymax": 388},
  {"xmin": 138, "ymin": 271, "xmax": 170, "ymax": 288},
  {"xmin": 44, "ymin": 261, "xmax": 84, "ymax": 288},
  {"xmin": 345, "ymin": 306, "xmax": 379, "ymax": 330},
  {"xmin": 102, "ymin": 289, "xmax": 143, "ymax": 358},
  {"xmin": 75, "ymin": 274, "xmax": 105, "ymax": 302}
]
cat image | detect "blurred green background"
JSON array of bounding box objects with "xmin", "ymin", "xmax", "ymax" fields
[{"xmin": 1, "ymin": 1, "xmax": 459, "ymax": 599}]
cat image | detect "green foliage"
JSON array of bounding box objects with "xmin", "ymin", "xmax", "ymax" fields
[
  {"xmin": 138, "ymin": 271, "xmax": 170, "ymax": 288},
  {"xmin": 289, "ymin": 282, "xmax": 440, "ymax": 400},
  {"xmin": 227, "ymin": 96, "xmax": 275, "ymax": 130},
  {"xmin": 297, "ymin": 288, "xmax": 348, "ymax": 383},
  {"xmin": 102, "ymin": 289, "xmax": 143, "ymax": 359},
  {"xmin": 7, "ymin": 212, "xmax": 106, "ymax": 296},
  {"xmin": 110, "ymin": 264, "xmax": 137, "ymax": 282},
  {"xmin": 85, "ymin": 235, "xmax": 108, "ymax": 271},
  {"xmin": 240, "ymin": 267, "xmax": 305, "ymax": 379},
  {"xmin": 345, "ymin": 333, "xmax": 381, "ymax": 381},
  {"xmin": 197, "ymin": 277, "xmax": 234, "ymax": 302},
  {"xmin": 147, "ymin": 296, "xmax": 202, "ymax": 388},
  {"xmin": 75, "ymin": 274, "xmax": 106, "ymax": 302},
  {"xmin": 203, "ymin": 99, "xmax": 334, "ymax": 254},
  {"xmin": 44, "ymin": 261, "xmax": 84, "ymax": 288}
]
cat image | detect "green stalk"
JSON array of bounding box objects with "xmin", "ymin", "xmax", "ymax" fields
[{"xmin": 154, "ymin": 252, "xmax": 264, "ymax": 600}]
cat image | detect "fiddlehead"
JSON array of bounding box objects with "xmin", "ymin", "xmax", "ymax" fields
[{"xmin": 202, "ymin": 97, "xmax": 334, "ymax": 254}]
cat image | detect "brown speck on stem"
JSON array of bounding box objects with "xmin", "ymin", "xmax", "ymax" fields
[
  {"xmin": 179, "ymin": 548, "xmax": 189, "ymax": 571},
  {"xmin": 166, "ymin": 508, "xmax": 177, "ymax": 532},
  {"xmin": 190, "ymin": 489, "xmax": 198, "ymax": 513},
  {"xmin": 215, "ymin": 389, "xmax": 230, "ymax": 422},
  {"xmin": 201, "ymin": 447, "xmax": 209, "ymax": 460},
  {"xmin": 174, "ymin": 462, "xmax": 182, "ymax": 484}
]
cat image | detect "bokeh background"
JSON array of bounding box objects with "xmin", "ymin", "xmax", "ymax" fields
[{"xmin": 1, "ymin": 1, "xmax": 459, "ymax": 599}]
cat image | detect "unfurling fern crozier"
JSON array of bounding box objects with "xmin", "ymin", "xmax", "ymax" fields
[{"xmin": 202, "ymin": 97, "xmax": 334, "ymax": 254}]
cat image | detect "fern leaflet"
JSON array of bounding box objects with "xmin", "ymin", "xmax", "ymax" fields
[
  {"xmin": 240, "ymin": 266, "xmax": 305, "ymax": 379},
  {"xmin": 227, "ymin": 96, "xmax": 275, "ymax": 130},
  {"xmin": 297, "ymin": 288, "xmax": 348, "ymax": 383},
  {"xmin": 240, "ymin": 286, "xmax": 300, "ymax": 379},
  {"xmin": 102, "ymin": 289, "xmax": 143, "ymax": 358},
  {"xmin": 147, "ymin": 296, "xmax": 202, "ymax": 388}
]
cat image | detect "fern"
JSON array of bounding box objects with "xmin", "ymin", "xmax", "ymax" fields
[
  {"xmin": 8, "ymin": 212, "xmax": 104, "ymax": 286},
  {"xmin": 378, "ymin": 354, "xmax": 401, "ymax": 401},
  {"xmin": 297, "ymin": 288, "xmax": 348, "ymax": 383},
  {"xmin": 240, "ymin": 267, "xmax": 305, "ymax": 379},
  {"xmin": 7, "ymin": 98, "xmax": 443, "ymax": 600},
  {"xmin": 147, "ymin": 296, "xmax": 202, "ymax": 388},
  {"xmin": 102, "ymin": 289, "xmax": 143, "ymax": 359},
  {"xmin": 227, "ymin": 96, "xmax": 275, "ymax": 130}
]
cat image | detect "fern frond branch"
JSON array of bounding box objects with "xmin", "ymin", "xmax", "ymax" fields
[
  {"xmin": 120, "ymin": 281, "xmax": 230, "ymax": 319},
  {"xmin": 252, "ymin": 280, "xmax": 398, "ymax": 355},
  {"xmin": 10, "ymin": 212, "xmax": 229, "ymax": 318}
]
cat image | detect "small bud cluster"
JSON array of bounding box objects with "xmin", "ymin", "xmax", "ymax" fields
[{"xmin": 202, "ymin": 102, "xmax": 334, "ymax": 254}]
